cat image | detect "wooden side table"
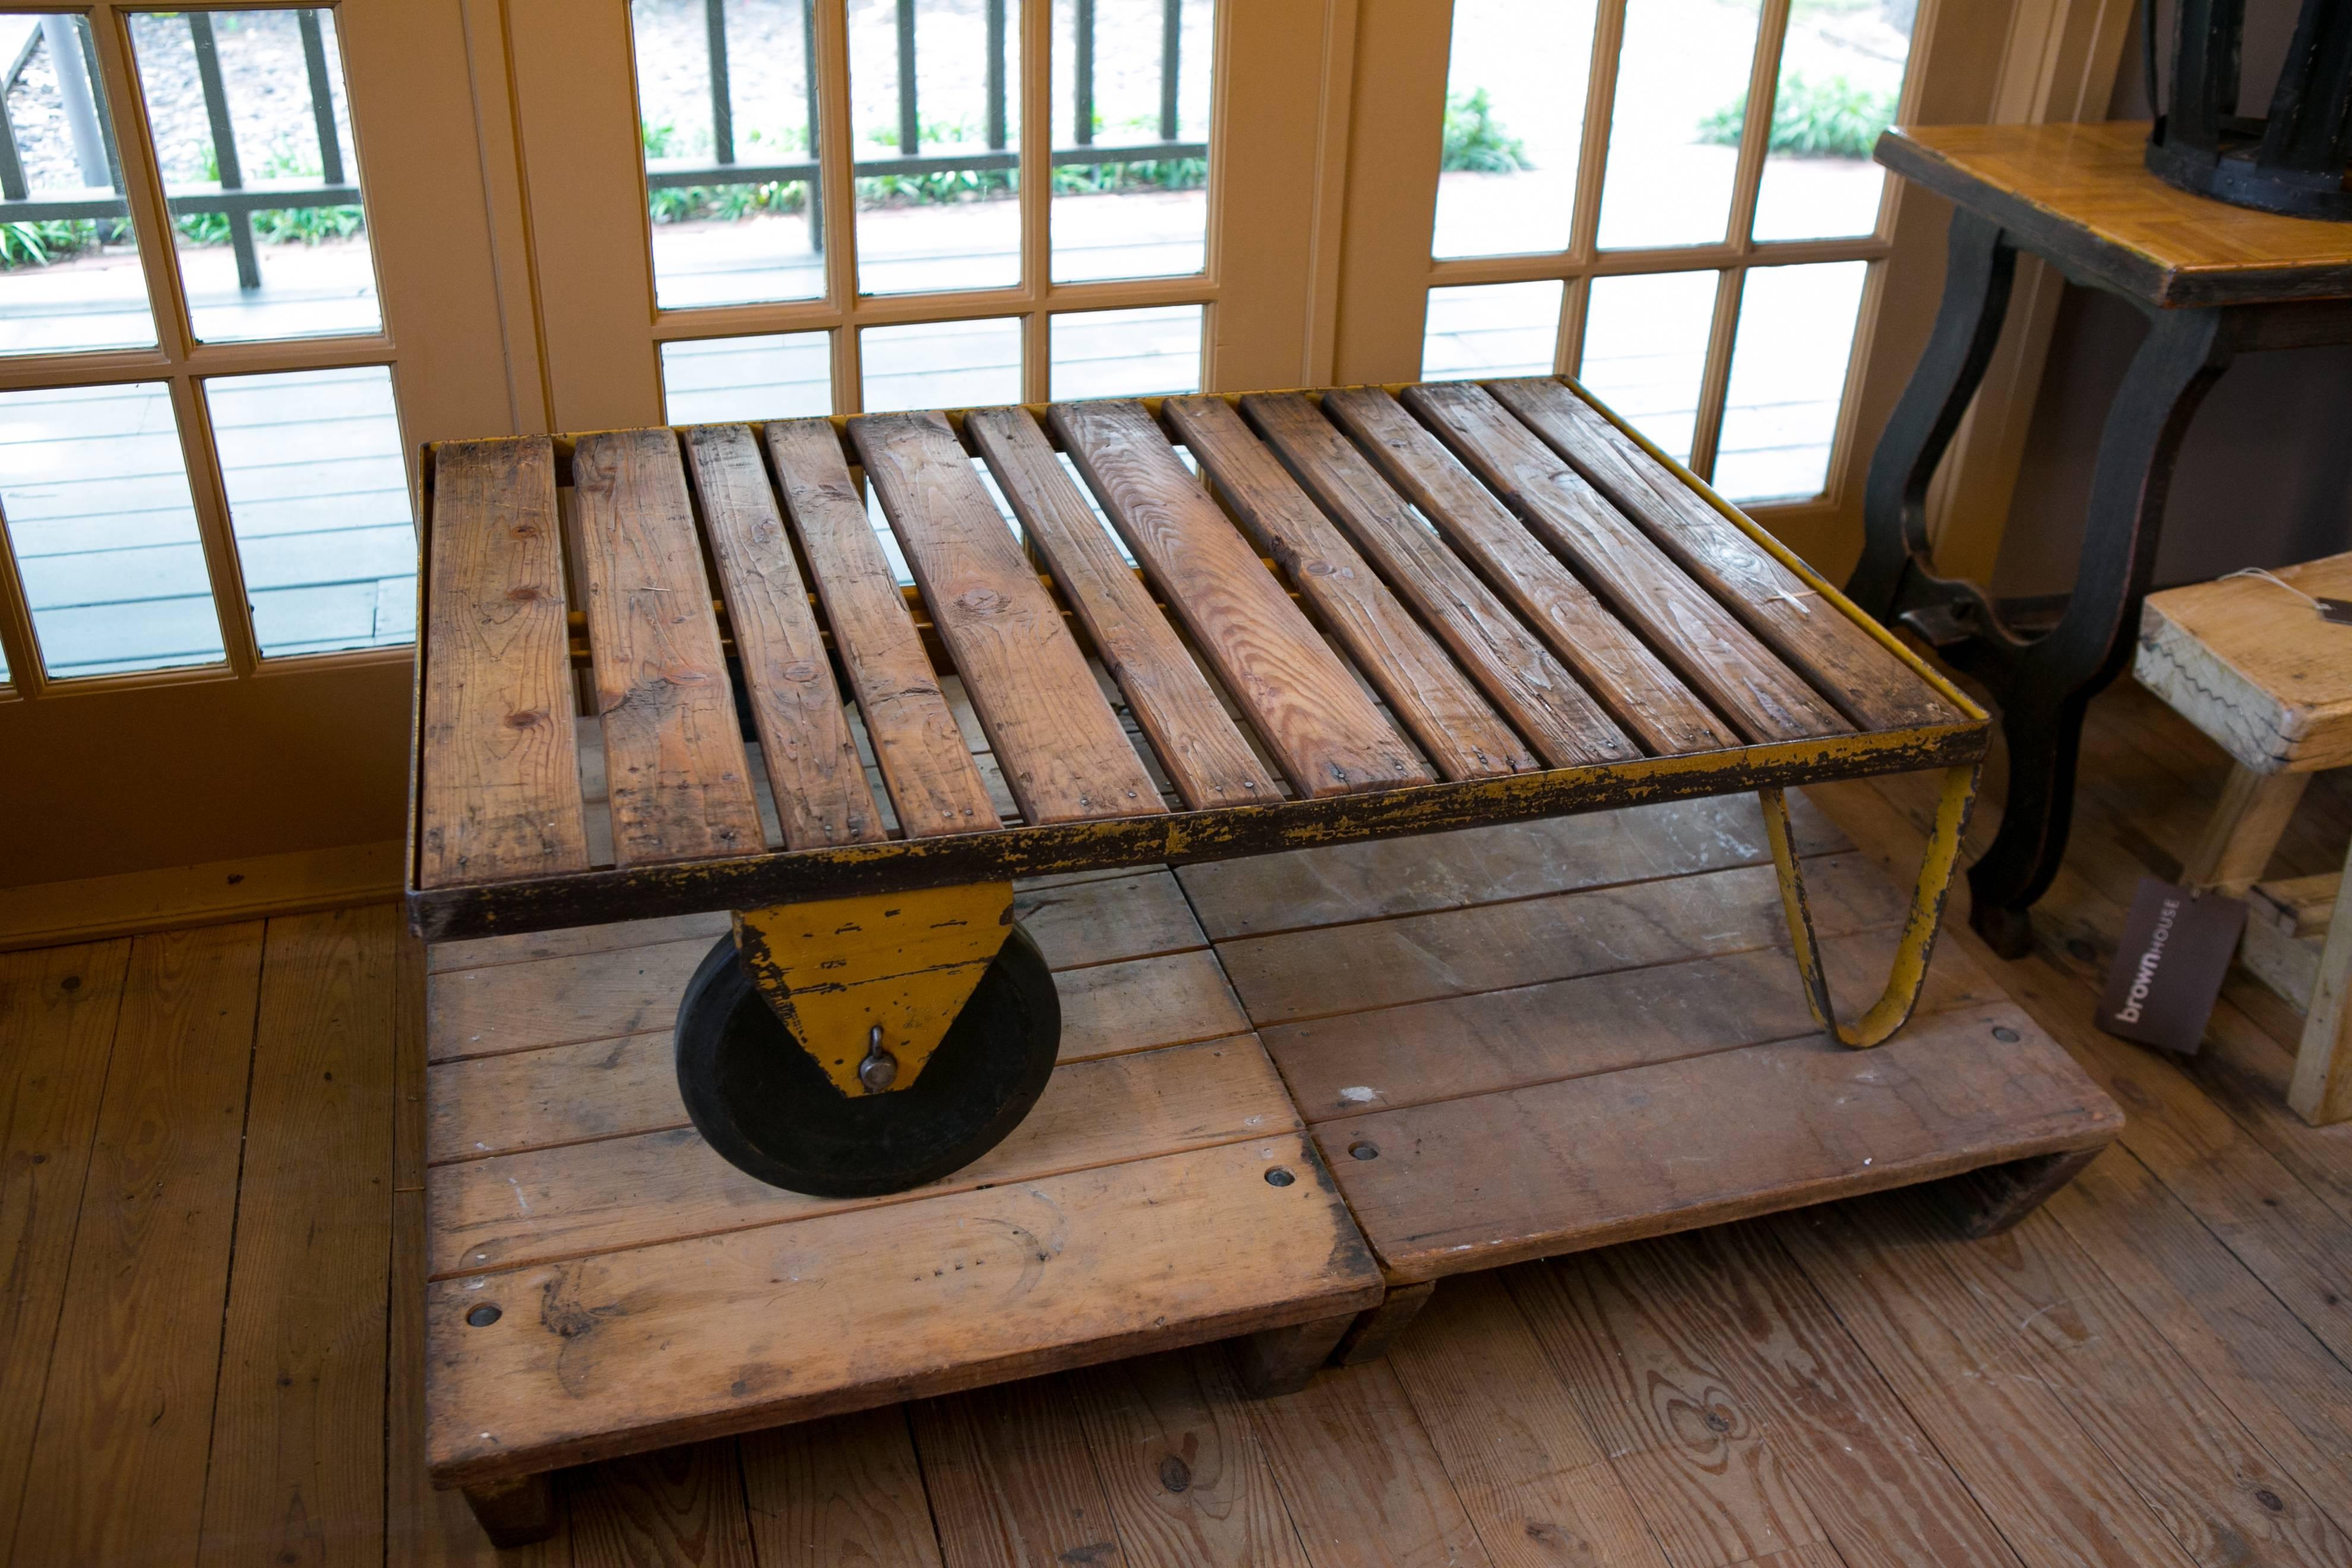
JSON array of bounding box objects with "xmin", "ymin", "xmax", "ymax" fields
[
  {"xmin": 1850, "ymin": 121, "xmax": 2352, "ymax": 957},
  {"xmin": 2135, "ymin": 553, "xmax": 2352, "ymax": 1124}
]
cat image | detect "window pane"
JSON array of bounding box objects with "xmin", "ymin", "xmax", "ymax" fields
[
  {"xmin": 128, "ymin": 10, "xmax": 380, "ymax": 342},
  {"xmin": 0, "ymin": 14, "xmax": 158, "ymax": 355},
  {"xmin": 861, "ymin": 315, "xmax": 1021, "ymax": 413},
  {"xmin": 631, "ymin": 0, "xmax": 823, "ymax": 309},
  {"xmin": 1050, "ymin": 305, "xmax": 1200, "ymax": 399},
  {"xmin": 1751, "ymin": 5, "xmax": 1915, "ymax": 242},
  {"xmin": 852, "ymin": 0, "xmax": 1020, "ymax": 296},
  {"xmin": 0, "ymin": 382, "xmax": 221, "ymax": 678},
  {"xmin": 1433, "ymin": 0, "xmax": 1594, "ymax": 260},
  {"xmin": 1595, "ymin": 0, "xmax": 1760, "ymax": 251},
  {"xmin": 1422, "ymin": 280, "xmax": 1561, "ymax": 382},
  {"xmin": 206, "ymin": 366, "xmax": 413, "ymax": 658},
  {"xmin": 1578, "ymin": 269, "xmax": 1716, "ymax": 466},
  {"xmin": 663, "ymin": 331, "xmax": 833, "ymax": 423},
  {"xmin": 1050, "ymin": 0, "xmax": 1212, "ymax": 283},
  {"xmin": 1714, "ymin": 260, "xmax": 1868, "ymax": 502}
]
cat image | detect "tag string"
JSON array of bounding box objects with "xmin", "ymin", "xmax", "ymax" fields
[{"xmin": 2220, "ymin": 566, "xmax": 2328, "ymax": 615}]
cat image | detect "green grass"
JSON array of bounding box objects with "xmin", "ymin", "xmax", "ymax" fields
[
  {"xmin": 1700, "ymin": 72, "xmax": 1895, "ymax": 159},
  {"xmin": 1441, "ymin": 88, "xmax": 1532, "ymax": 173}
]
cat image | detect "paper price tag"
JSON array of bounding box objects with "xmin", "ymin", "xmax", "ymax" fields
[{"xmin": 2097, "ymin": 876, "xmax": 2247, "ymax": 1055}]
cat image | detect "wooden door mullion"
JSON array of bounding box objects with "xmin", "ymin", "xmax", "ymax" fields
[
  {"xmin": 1686, "ymin": 266, "xmax": 1745, "ymax": 481},
  {"xmin": 1564, "ymin": 0, "xmax": 1625, "ymax": 269},
  {"xmin": 1725, "ymin": 0, "xmax": 1790, "ymax": 254},
  {"xmin": 88, "ymin": 4, "xmax": 198, "ymax": 372},
  {"xmin": 167, "ymin": 372, "xmax": 261, "ymax": 676},
  {"xmin": 1019, "ymin": 0, "xmax": 1051, "ymax": 403},
  {"xmin": 814, "ymin": 0, "xmax": 862, "ymax": 412},
  {"xmin": 0, "ymin": 505, "xmax": 45, "ymax": 698}
]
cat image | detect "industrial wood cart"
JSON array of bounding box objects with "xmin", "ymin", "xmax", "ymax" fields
[{"xmin": 407, "ymin": 376, "xmax": 2111, "ymax": 1545}]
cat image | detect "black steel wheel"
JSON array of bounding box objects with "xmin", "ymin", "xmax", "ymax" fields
[{"xmin": 674, "ymin": 925, "xmax": 1060, "ymax": 1197}]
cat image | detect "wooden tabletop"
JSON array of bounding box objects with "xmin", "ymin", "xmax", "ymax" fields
[
  {"xmin": 1877, "ymin": 122, "xmax": 2352, "ymax": 308},
  {"xmin": 407, "ymin": 379, "xmax": 1977, "ymax": 941}
]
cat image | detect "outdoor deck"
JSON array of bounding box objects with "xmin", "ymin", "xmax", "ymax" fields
[{"xmin": 6, "ymin": 679, "xmax": 2350, "ymax": 1565}]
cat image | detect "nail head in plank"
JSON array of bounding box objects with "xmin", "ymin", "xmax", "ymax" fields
[
  {"xmin": 966, "ymin": 406, "xmax": 1270, "ymax": 810},
  {"xmin": 1243, "ymin": 391, "xmax": 1636, "ymax": 769},
  {"xmin": 419, "ymin": 436, "xmax": 589, "ymax": 888},
  {"xmin": 850, "ymin": 411, "xmax": 1164, "ymax": 825},
  {"xmin": 571, "ymin": 428, "xmax": 764, "ymax": 865},
  {"xmin": 1320, "ymin": 386, "xmax": 1733, "ymax": 757},
  {"xmin": 1403, "ymin": 380, "xmax": 1848, "ymax": 744},
  {"xmin": 1487, "ymin": 376, "xmax": 1960, "ymax": 731},
  {"xmin": 1049, "ymin": 398, "xmax": 1428, "ymax": 798},
  {"xmin": 764, "ymin": 417, "xmax": 998, "ymax": 837},
  {"xmin": 681, "ymin": 423, "xmax": 886, "ymax": 850},
  {"xmin": 1164, "ymin": 394, "xmax": 1535, "ymax": 781}
]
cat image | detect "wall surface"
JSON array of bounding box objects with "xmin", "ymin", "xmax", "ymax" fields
[{"xmin": 1991, "ymin": 0, "xmax": 2352, "ymax": 596}]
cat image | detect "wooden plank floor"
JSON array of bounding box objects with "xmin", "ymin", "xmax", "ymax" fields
[{"xmin": 7, "ymin": 682, "xmax": 2352, "ymax": 1566}]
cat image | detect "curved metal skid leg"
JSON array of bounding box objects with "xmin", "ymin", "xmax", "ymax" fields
[{"xmin": 1760, "ymin": 764, "xmax": 1980, "ymax": 1048}]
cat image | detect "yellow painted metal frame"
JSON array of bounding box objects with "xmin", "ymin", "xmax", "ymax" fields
[
  {"xmin": 733, "ymin": 883, "xmax": 1014, "ymax": 1095},
  {"xmin": 1760, "ymin": 761, "xmax": 1980, "ymax": 1048}
]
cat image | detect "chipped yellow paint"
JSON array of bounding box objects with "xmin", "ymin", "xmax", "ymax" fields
[
  {"xmin": 733, "ymin": 881, "xmax": 1015, "ymax": 1095},
  {"xmin": 1760, "ymin": 761, "xmax": 1979, "ymax": 1048}
]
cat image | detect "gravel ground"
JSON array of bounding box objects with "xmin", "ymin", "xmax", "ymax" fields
[{"xmin": 5, "ymin": 11, "xmax": 355, "ymax": 196}]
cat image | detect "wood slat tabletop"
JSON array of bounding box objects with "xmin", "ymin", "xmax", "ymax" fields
[{"xmin": 412, "ymin": 379, "xmax": 1976, "ymax": 931}]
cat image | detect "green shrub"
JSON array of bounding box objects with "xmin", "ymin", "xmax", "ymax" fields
[
  {"xmin": 1442, "ymin": 88, "xmax": 1531, "ymax": 173},
  {"xmin": 172, "ymin": 146, "xmax": 365, "ymax": 248},
  {"xmin": 1700, "ymin": 72, "xmax": 1895, "ymax": 159}
]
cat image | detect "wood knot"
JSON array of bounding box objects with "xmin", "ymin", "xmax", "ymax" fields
[
  {"xmin": 1302, "ymin": 559, "xmax": 1335, "ymax": 576},
  {"xmin": 780, "ymin": 660, "xmax": 818, "ymax": 682},
  {"xmin": 1157, "ymin": 1455, "xmax": 1191, "ymax": 1493},
  {"xmin": 505, "ymin": 584, "xmax": 545, "ymax": 602},
  {"xmin": 959, "ymin": 586, "xmax": 1007, "ymax": 613},
  {"xmin": 502, "ymin": 709, "xmax": 545, "ymax": 729}
]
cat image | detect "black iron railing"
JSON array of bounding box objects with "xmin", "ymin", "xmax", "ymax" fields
[
  {"xmin": 643, "ymin": 0, "xmax": 1206, "ymax": 250},
  {"xmin": 0, "ymin": 12, "xmax": 359, "ymax": 290}
]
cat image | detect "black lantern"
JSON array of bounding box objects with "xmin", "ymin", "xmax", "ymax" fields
[{"xmin": 2145, "ymin": 0, "xmax": 2352, "ymax": 219}]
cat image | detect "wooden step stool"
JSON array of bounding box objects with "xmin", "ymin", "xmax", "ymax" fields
[{"xmin": 2135, "ymin": 553, "xmax": 2352, "ymax": 1123}]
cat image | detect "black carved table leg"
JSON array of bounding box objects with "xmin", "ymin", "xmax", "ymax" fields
[{"xmin": 1848, "ymin": 209, "xmax": 2237, "ymax": 957}]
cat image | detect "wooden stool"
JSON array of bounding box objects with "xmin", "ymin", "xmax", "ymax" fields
[{"xmin": 2135, "ymin": 553, "xmax": 2352, "ymax": 1123}]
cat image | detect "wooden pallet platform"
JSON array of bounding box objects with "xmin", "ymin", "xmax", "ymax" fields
[
  {"xmin": 421, "ymin": 867, "xmax": 1383, "ymax": 1516},
  {"xmin": 1181, "ymin": 792, "xmax": 2126, "ymax": 1292}
]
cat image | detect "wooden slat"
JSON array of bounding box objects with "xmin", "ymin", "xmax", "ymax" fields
[
  {"xmin": 1486, "ymin": 377, "xmax": 1961, "ymax": 731},
  {"xmin": 1506, "ymin": 1256, "xmax": 1833, "ymax": 1565},
  {"xmin": 1065, "ymin": 1346, "xmax": 1310, "ymax": 1568},
  {"xmin": 1320, "ymin": 1003, "xmax": 2120, "ymax": 1285},
  {"xmin": 1320, "ymin": 385, "xmax": 1731, "ymax": 757},
  {"xmin": 1216, "ymin": 851, "xmax": 1905, "ymax": 1025},
  {"xmin": 0, "ymin": 940, "xmax": 128, "ymax": 1557},
  {"xmin": 1164, "ymin": 394, "xmax": 1536, "ymax": 780},
  {"xmin": 681, "ymin": 423, "xmax": 886, "ymax": 850},
  {"xmin": 741, "ymin": 1408, "xmax": 945, "ymax": 1568},
  {"xmin": 1049, "ymin": 399, "xmax": 1428, "ymax": 797},
  {"xmin": 570, "ymin": 428, "xmax": 763, "ymax": 865},
  {"xmin": 765, "ymin": 418, "xmax": 999, "ymax": 837},
  {"xmin": 1242, "ymin": 392, "xmax": 1637, "ymax": 769},
  {"xmin": 200, "ymin": 908, "xmax": 398, "ymax": 1565},
  {"xmin": 12, "ymin": 924, "xmax": 263, "ymax": 1567},
  {"xmin": 1264, "ymin": 931, "xmax": 2002, "ymax": 1123},
  {"xmin": 418, "ymin": 436, "xmax": 589, "ymax": 888},
  {"xmin": 426, "ymin": 1035, "xmax": 1292, "ymax": 1278},
  {"xmin": 852, "ymin": 411, "xmax": 1164, "ymax": 825},
  {"xmin": 966, "ymin": 406, "xmax": 1270, "ymax": 810},
  {"xmin": 1402, "ymin": 381, "xmax": 1848, "ymax": 743},
  {"xmin": 425, "ymin": 1134, "xmax": 1383, "ymax": 1484},
  {"xmin": 1177, "ymin": 788, "xmax": 1848, "ymax": 939}
]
